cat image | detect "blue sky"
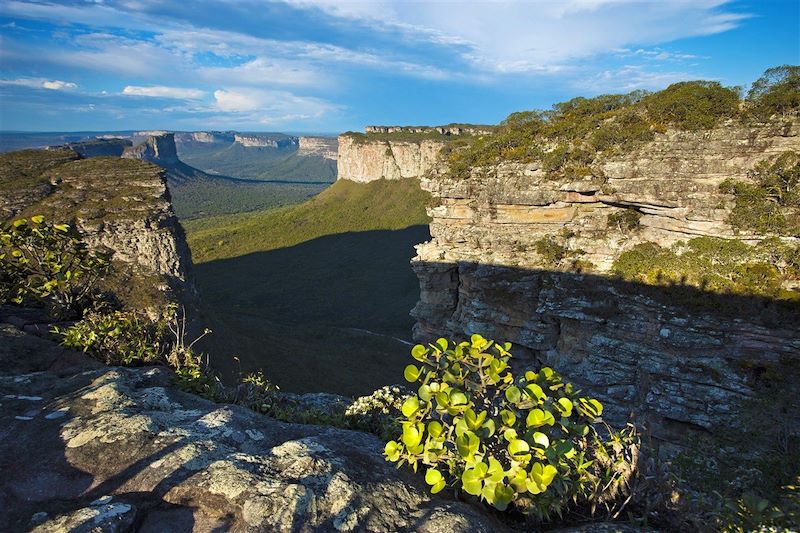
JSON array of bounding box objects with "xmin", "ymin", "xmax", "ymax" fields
[{"xmin": 0, "ymin": 0, "xmax": 798, "ymax": 133}]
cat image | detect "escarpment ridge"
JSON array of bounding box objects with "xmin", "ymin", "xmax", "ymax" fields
[
  {"xmin": 409, "ymin": 114, "xmax": 800, "ymax": 447},
  {"xmin": 0, "ymin": 148, "xmax": 193, "ymax": 309}
]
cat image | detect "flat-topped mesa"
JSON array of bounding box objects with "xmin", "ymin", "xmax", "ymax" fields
[
  {"xmin": 233, "ymin": 134, "xmax": 299, "ymax": 148},
  {"xmin": 122, "ymin": 132, "xmax": 180, "ymax": 166},
  {"xmin": 338, "ymin": 124, "xmax": 496, "ymax": 182},
  {"xmin": 298, "ymin": 136, "xmax": 338, "ymax": 160},
  {"xmin": 185, "ymin": 131, "xmax": 236, "ymax": 143},
  {"xmin": 411, "ymin": 116, "xmax": 800, "ymax": 448},
  {"xmin": 47, "ymin": 138, "xmax": 133, "ymax": 158}
]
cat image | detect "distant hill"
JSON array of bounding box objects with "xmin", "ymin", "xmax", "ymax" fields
[
  {"xmin": 116, "ymin": 133, "xmax": 330, "ymax": 220},
  {"xmin": 176, "ymin": 137, "xmax": 337, "ymax": 183}
]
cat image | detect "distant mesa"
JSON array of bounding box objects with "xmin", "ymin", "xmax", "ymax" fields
[
  {"xmin": 174, "ymin": 131, "xmax": 236, "ymax": 144},
  {"xmin": 233, "ymin": 133, "xmax": 299, "ymax": 148},
  {"xmin": 298, "ymin": 136, "xmax": 338, "ymax": 160},
  {"xmin": 47, "ymin": 137, "xmax": 133, "ymax": 158},
  {"xmin": 123, "ymin": 132, "xmax": 180, "ymax": 166}
]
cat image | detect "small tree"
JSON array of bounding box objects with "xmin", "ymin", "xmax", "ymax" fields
[
  {"xmin": 385, "ymin": 335, "xmax": 638, "ymax": 520},
  {"xmin": 0, "ymin": 216, "xmax": 110, "ymax": 317},
  {"xmin": 746, "ymin": 65, "xmax": 800, "ymax": 120}
]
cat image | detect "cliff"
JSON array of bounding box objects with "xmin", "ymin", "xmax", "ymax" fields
[
  {"xmin": 298, "ymin": 136, "xmax": 338, "ymax": 160},
  {"xmin": 234, "ymin": 134, "xmax": 299, "ymax": 149},
  {"xmin": 54, "ymin": 138, "xmax": 133, "ymax": 158},
  {"xmin": 411, "ymin": 117, "xmax": 800, "ymax": 445},
  {"xmin": 123, "ymin": 133, "xmax": 180, "ymax": 167},
  {"xmin": 0, "ymin": 148, "xmax": 193, "ymax": 310},
  {"xmin": 123, "ymin": 133, "xmax": 227, "ymax": 185},
  {"xmin": 337, "ymin": 135, "xmax": 446, "ymax": 182}
]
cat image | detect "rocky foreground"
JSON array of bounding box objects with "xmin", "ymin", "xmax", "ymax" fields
[{"xmin": 0, "ymin": 313, "xmax": 513, "ymax": 532}]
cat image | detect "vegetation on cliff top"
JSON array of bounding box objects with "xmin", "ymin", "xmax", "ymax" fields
[{"xmin": 444, "ymin": 65, "xmax": 798, "ymax": 180}]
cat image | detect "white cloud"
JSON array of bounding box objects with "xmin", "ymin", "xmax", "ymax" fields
[
  {"xmin": 213, "ymin": 87, "xmax": 337, "ymax": 124},
  {"xmin": 288, "ymin": 0, "xmax": 747, "ymax": 74},
  {"xmin": 122, "ymin": 85, "xmax": 205, "ymax": 99},
  {"xmin": 0, "ymin": 77, "xmax": 77, "ymax": 90},
  {"xmin": 580, "ymin": 65, "xmax": 704, "ymax": 92}
]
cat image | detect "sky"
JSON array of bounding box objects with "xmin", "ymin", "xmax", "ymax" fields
[{"xmin": 0, "ymin": 0, "xmax": 798, "ymax": 133}]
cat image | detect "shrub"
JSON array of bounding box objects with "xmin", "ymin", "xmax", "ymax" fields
[
  {"xmin": 54, "ymin": 304, "xmax": 217, "ymax": 395},
  {"xmin": 644, "ymin": 81, "xmax": 740, "ymax": 130},
  {"xmin": 746, "ymin": 65, "xmax": 800, "ymax": 120},
  {"xmin": 0, "ymin": 216, "xmax": 110, "ymax": 317},
  {"xmin": 534, "ymin": 236, "xmax": 568, "ymax": 264},
  {"xmin": 607, "ymin": 209, "xmax": 642, "ymax": 232},
  {"xmin": 612, "ymin": 237, "xmax": 799, "ymax": 300},
  {"xmin": 54, "ymin": 309, "xmax": 166, "ymax": 365},
  {"xmin": 384, "ymin": 335, "xmax": 639, "ymax": 519},
  {"xmin": 721, "ymin": 151, "xmax": 800, "ymax": 236}
]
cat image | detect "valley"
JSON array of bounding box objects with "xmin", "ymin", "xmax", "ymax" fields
[{"xmin": 184, "ymin": 178, "xmax": 430, "ymax": 394}]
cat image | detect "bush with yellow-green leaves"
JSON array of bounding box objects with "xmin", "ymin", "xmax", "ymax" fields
[
  {"xmin": 384, "ymin": 334, "xmax": 638, "ymax": 520},
  {"xmin": 1, "ymin": 216, "xmax": 110, "ymax": 317}
]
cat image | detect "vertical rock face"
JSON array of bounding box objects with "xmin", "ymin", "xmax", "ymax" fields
[
  {"xmin": 298, "ymin": 136, "xmax": 339, "ymax": 160},
  {"xmin": 233, "ymin": 134, "xmax": 299, "ymax": 148},
  {"xmin": 411, "ymin": 118, "xmax": 800, "ymax": 444},
  {"xmin": 337, "ymin": 135, "xmax": 445, "ymax": 182},
  {"xmin": 1, "ymin": 149, "xmax": 193, "ymax": 309},
  {"xmin": 122, "ymin": 133, "xmax": 180, "ymax": 167}
]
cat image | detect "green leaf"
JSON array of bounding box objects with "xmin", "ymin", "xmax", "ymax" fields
[
  {"xmin": 404, "ymin": 364, "xmax": 422, "ymax": 383},
  {"xmin": 532, "ymin": 432, "xmax": 550, "ymax": 449},
  {"xmin": 524, "ymin": 382, "xmax": 546, "ymax": 401},
  {"xmin": 470, "ymin": 333, "xmax": 487, "ymax": 348},
  {"xmin": 384, "ymin": 440, "xmax": 402, "ymax": 462},
  {"xmin": 401, "ymin": 422, "xmax": 424, "ymax": 447},
  {"xmin": 493, "ymin": 483, "xmax": 515, "ymax": 511},
  {"xmin": 508, "ymin": 439, "xmax": 530, "ymax": 460},
  {"xmin": 557, "ymin": 397, "xmax": 573, "ymax": 417},
  {"xmin": 456, "ymin": 431, "xmax": 480, "ymax": 459},
  {"xmin": 527, "ymin": 462, "xmax": 558, "ymax": 494},
  {"xmin": 487, "ymin": 457, "xmax": 505, "ymax": 482},
  {"xmin": 449, "ymin": 389, "xmax": 468, "ymax": 407},
  {"xmin": 411, "ymin": 344, "xmax": 428, "ymax": 362},
  {"xmin": 500, "ymin": 409, "xmax": 517, "ymax": 427},
  {"xmin": 425, "ymin": 467, "xmax": 443, "ymax": 486},
  {"xmin": 578, "ymin": 397, "xmax": 604, "ymax": 418},
  {"xmin": 30, "ymin": 215, "xmax": 44, "ymax": 224},
  {"xmin": 505, "ymin": 385, "xmax": 521, "ymax": 404},
  {"xmin": 435, "ymin": 337, "xmax": 449, "ymax": 351},
  {"xmin": 427, "ymin": 420, "xmax": 443, "ymax": 438},
  {"xmin": 418, "ymin": 384, "xmax": 432, "ymax": 401},
  {"xmin": 53, "ymin": 224, "xmax": 70, "ymax": 233},
  {"xmin": 526, "ymin": 408, "xmax": 555, "ymax": 428},
  {"xmin": 461, "ymin": 465, "xmax": 485, "ymax": 496},
  {"xmin": 401, "ymin": 396, "xmax": 420, "ymax": 418}
]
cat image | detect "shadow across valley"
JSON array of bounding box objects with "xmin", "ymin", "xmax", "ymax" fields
[{"xmin": 194, "ymin": 225, "xmax": 430, "ymax": 396}]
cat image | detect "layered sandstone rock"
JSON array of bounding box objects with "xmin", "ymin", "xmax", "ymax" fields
[
  {"xmin": 234, "ymin": 134, "xmax": 298, "ymax": 149},
  {"xmin": 337, "ymin": 135, "xmax": 446, "ymax": 182},
  {"xmin": 298, "ymin": 136, "xmax": 338, "ymax": 160},
  {"xmin": 411, "ymin": 117, "xmax": 800, "ymax": 443}
]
